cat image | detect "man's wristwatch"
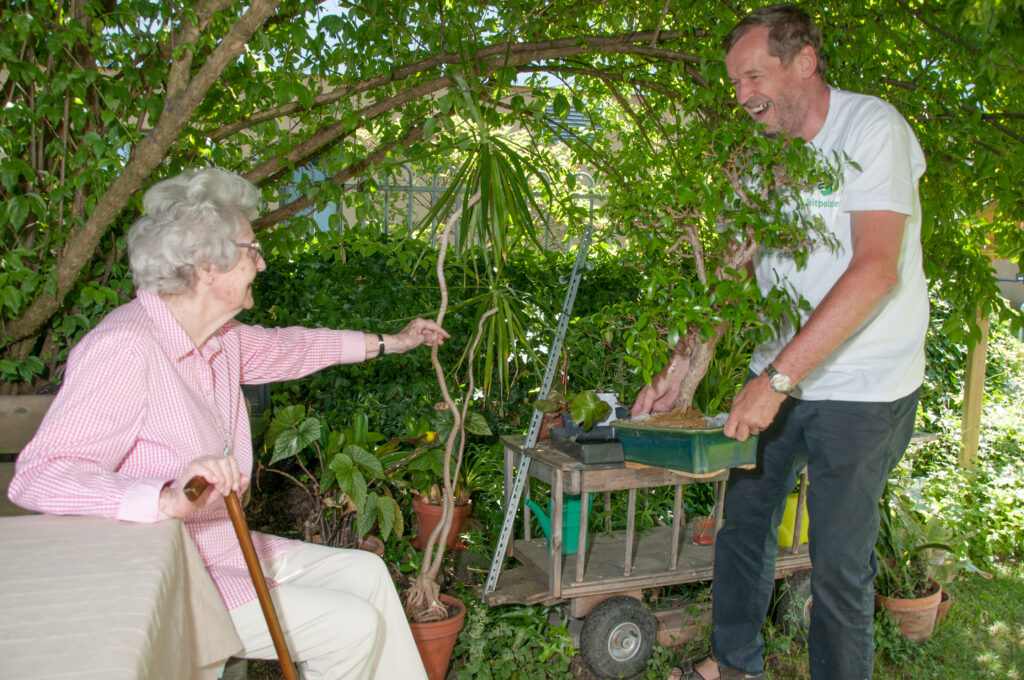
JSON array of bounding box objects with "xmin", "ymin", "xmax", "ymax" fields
[{"xmin": 765, "ymin": 363, "xmax": 795, "ymax": 395}]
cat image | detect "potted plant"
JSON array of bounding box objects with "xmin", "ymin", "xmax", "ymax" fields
[
  {"xmin": 874, "ymin": 481, "xmax": 990, "ymax": 640},
  {"xmin": 533, "ymin": 388, "xmax": 613, "ymax": 436},
  {"xmin": 404, "ymin": 409, "xmax": 491, "ymax": 551},
  {"xmin": 532, "ymin": 389, "xmax": 571, "ymax": 440}
]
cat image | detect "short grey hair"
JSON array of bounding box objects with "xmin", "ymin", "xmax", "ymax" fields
[
  {"xmin": 127, "ymin": 168, "xmax": 260, "ymax": 295},
  {"xmin": 724, "ymin": 4, "xmax": 828, "ymax": 80}
]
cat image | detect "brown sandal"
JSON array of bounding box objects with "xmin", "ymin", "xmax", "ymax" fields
[{"xmin": 675, "ymin": 655, "xmax": 764, "ymax": 680}]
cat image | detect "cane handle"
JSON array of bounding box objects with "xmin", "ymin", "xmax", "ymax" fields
[{"xmin": 183, "ymin": 476, "xmax": 209, "ymax": 502}]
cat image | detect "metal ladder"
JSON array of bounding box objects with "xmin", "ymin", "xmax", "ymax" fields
[{"xmin": 482, "ymin": 222, "xmax": 595, "ymax": 598}]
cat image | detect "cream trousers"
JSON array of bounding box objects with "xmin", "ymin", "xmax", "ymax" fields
[{"xmin": 229, "ymin": 542, "xmax": 428, "ymax": 680}]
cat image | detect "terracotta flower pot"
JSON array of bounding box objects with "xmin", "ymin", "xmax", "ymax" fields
[
  {"xmin": 409, "ymin": 593, "xmax": 466, "ymax": 680},
  {"xmin": 538, "ymin": 412, "xmax": 563, "ymax": 441},
  {"xmin": 875, "ymin": 580, "xmax": 942, "ymax": 641},
  {"xmin": 412, "ymin": 496, "xmax": 471, "ymax": 550},
  {"xmin": 935, "ymin": 588, "xmax": 952, "ymax": 625},
  {"xmin": 357, "ymin": 535, "xmax": 385, "ymax": 556}
]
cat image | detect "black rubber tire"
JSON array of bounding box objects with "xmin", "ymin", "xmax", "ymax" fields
[
  {"xmin": 580, "ymin": 596, "xmax": 657, "ymax": 679},
  {"xmin": 773, "ymin": 569, "xmax": 813, "ymax": 641}
]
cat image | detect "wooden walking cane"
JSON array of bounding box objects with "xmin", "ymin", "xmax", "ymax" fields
[{"xmin": 184, "ymin": 476, "xmax": 298, "ymax": 680}]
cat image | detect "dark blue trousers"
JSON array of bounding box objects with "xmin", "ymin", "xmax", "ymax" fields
[{"xmin": 710, "ymin": 389, "xmax": 919, "ymax": 680}]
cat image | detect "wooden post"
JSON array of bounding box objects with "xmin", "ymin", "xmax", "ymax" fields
[{"xmin": 960, "ymin": 307, "xmax": 990, "ymax": 469}]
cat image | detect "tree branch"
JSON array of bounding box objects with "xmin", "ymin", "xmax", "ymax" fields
[{"xmin": 5, "ymin": 0, "xmax": 283, "ymax": 345}]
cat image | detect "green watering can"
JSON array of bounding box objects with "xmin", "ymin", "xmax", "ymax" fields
[{"xmin": 525, "ymin": 493, "xmax": 592, "ymax": 555}]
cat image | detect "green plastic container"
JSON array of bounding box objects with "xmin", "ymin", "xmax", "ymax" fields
[{"xmin": 614, "ymin": 422, "xmax": 757, "ymax": 473}]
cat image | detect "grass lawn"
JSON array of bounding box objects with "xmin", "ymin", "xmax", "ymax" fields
[
  {"xmin": 870, "ymin": 557, "xmax": 1024, "ymax": 679},
  {"xmin": 670, "ymin": 557, "xmax": 1024, "ymax": 680}
]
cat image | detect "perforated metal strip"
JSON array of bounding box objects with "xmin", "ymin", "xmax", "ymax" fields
[{"xmin": 482, "ymin": 223, "xmax": 595, "ymax": 598}]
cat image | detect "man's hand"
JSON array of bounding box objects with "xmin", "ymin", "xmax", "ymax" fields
[
  {"xmin": 159, "ymin": 455, "xmax": 249, "ymax": 519},
  {"xmin": 631, "ymin": 351, "xmax": 691, "ymax": 416},
  {"xmin": 724, "ymin": 373, "xmax": 787, "ymax": 441}
]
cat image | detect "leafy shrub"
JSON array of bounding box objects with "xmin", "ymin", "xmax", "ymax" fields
[
  {"xmin": 903, "ymin": 316, "xmax": 1024, "ymax": 566},
  {"xmin": 451, "ymin": 599, "xmax": 575, "ymax": 679}
]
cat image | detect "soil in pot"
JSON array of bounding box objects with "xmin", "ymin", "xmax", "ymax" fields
[{"xmin": 633, "ymin": 406, "xmax": 708, "ymax": 428}]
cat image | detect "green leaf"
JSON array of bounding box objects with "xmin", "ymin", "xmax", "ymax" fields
[
  {"xmin": 296, "ymin": 416, "xmax": 322, "ymax": 449},
  {"xmin": 346, "ymin": 443, "xmax": 384, "ymax": 476},
  {"xmin": 356, "ymin": 492, "xmax": 378, "ymax": 538},
  {"xmin": 269, "ymin": 429, "xmax": 301, "ymax": 465},
  {"xmin": 353, "ymin": 412, "xmax": 369, "ymax": 446},
  {"xmin": 570, "ymin": 390, "xmax": 611, "ymax": 432},
  {"xmin": 464, "ymin": 410, "xmax": 493, "ymax": 436},
  {"xmin": 330, "ymin": 454, "xmax": 367, "ymax": 510},
  {"xmin": 379, "ymin": 494, "xmax": 402, "ymax": 539},
  {"xmin": 553, "ymin": 92, "xmax": 570, "ymax": 119},
  {"xmin": 265, "ymin": 405, "xmax": 306, "ymax": 448}
]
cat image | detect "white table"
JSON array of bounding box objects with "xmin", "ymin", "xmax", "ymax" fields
[{"xmin": 0, "ymin": 515, "xmax": 243, "ymax": 680}]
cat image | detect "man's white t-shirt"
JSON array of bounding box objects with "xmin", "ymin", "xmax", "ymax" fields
[{"xmin": 749, "ymin": 88, "xmax": 929, "ymax": 402}]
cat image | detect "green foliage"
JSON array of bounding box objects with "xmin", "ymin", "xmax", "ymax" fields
[
  {"xmin": 401, "ymin": 407, "xmax": 494, "ymax": 504},
  {"xmin": 242, "ymin": 230, "xmax": 463, "ymax": 437},
  {"xmin": 567, "ymin": 389, "xmax": 611, "ymax": 432},
  {"xmin": 872, "ymin": 608, "xmax": 928, "ymax": 667},
  {"xmin": 875, "ymin": 481, "xmax": 977, "ymax": 599},
  {"xmin": 906, "ymin": 316, "xmax": 1024, "ymax": 567},
  {"xmin": 261, "ymin": 405, "xmax": 448, "ymax": 544},
  {"xmin": 451, "ymin": 600, "xmax": 575, "ymax": 679},
  {"xmin": 532, "ymin": 388, "xmax": 611, "ymax": 431},
  {"xmin": 4, "ymin": 0, "xmax": 1022, "ymax": 402}
]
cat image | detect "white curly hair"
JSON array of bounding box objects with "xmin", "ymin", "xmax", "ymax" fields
[{"xmin": 127, "ymin": 167, "xmax": 260, "ymax": 294}]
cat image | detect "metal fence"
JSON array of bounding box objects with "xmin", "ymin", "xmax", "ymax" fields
[{"xmin": 288, "ymin": 165, "xmax": 602, "ymax": 252}]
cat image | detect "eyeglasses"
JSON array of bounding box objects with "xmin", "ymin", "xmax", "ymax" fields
[{"xmin": 234, "ymin": 241, "xmax": 263, "ymax": 262}]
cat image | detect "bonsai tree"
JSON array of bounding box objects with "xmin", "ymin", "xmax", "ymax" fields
[{"xmin": 594, "ymin": 117, "xmax": 843, "ymax": 416}]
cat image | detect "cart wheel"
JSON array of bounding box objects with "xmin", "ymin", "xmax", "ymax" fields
[
  {"xmin": 580, "ymin": 596, "xmax": 656, "ymax": 679},
  {"xmin": 773, "ymin": 570, "xmax": 813, "ymax": 641}
]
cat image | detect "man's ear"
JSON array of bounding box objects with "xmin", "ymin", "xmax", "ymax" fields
[{"xmin": 796, "ymin": 45, "xmax": 818, "ymax": 79}]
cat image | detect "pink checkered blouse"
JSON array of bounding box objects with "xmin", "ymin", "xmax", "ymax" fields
[{"xmin": 9, "ymin": 289, "xmax": 367, "ymax": 609}]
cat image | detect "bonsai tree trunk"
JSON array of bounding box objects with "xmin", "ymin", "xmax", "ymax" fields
[
  {"xmin": 670, "ymin": 236, "xmax": 758, "ymax": 412},
  {"xmin": 673, "ymin": 323, "xmax": 728, "ymax": 411}
]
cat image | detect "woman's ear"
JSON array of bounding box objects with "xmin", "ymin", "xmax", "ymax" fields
[{"xmin": 197, "ymin": 262, "xmax": 215, "ymax": 286}]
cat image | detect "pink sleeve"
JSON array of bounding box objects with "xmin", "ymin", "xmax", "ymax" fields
[
  {"xmin": 234, "ymin": 324, "xmax": 367, "ymax": 384},
  {"xmin": 8, "ymin": 331, "xmax": 164, "ymax": 521}
]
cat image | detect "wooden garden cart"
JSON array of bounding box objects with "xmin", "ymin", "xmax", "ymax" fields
[{"xmin": 483, "ymin": 434, "xmax": 812, "ymax": 678}]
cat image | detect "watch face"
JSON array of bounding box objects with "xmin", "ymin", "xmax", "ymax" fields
[{"xmin": 770, "ymin": 372, "xmax": 793, "ymax": 394}]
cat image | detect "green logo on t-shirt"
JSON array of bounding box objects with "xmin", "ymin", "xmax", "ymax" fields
[{"xmin": 808, "ymin": 181, "xmax": 839, "ymax": 209}]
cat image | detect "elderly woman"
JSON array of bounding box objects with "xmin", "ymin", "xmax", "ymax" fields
[{"xmin": 9, "ymin": 167, "xmax": 444, "ymax": 679}]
